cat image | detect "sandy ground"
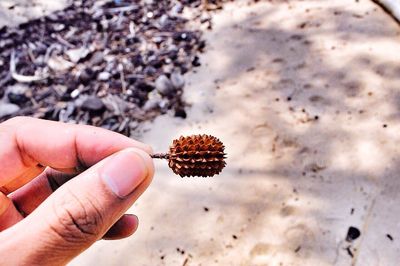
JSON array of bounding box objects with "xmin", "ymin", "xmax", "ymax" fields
[
  {"xmin": 0, "ymin": 0, "xmax": 71, "ymax": 28},
  {"xmin": 4, "ymin": 0, "xmax": 400, "ymax": 265},
  {"xmin": 70, "ymin": 1, "xmax": 400, "ymax": 265}
]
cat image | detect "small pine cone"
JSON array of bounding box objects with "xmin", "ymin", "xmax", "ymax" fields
[{"xmin": 168, "ymin": 134, "xmax": 226, "ymax": 177}]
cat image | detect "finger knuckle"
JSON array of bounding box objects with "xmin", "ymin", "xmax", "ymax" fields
[{"xmin": 49, "ymin": 188, "xmax": 104, "ymax": 243}]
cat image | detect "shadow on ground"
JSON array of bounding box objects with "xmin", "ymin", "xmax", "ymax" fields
[
  {"xmin": 102, "ymin": 1, "xmax": 400, "ymax": 266},
  {"xmin": 6, "ymin": 0, "xmax": 394, "ymax": 265}
]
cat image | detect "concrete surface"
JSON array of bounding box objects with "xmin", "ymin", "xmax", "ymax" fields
[
  {"xmin": 4, "ymin": 0, "xmax": 400, "ymax": 265},
  {"xmin": 71, "ymin": 1, "xmax": 400, "ymax": 265}
]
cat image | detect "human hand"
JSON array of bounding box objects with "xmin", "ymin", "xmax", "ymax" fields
[{"xmin": 0, "ymin": 117, "xmax": 154, "ymax": 265}]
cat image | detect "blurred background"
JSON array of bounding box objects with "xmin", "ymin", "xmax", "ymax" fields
[{"xmin": 2, "ymin": 0, "xmax": 400, "ymax": 265}]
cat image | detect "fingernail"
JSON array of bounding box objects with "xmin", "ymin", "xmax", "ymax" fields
[{"xmin": 101, "ymin": 149, "xmax": 149, "ymax": 198}]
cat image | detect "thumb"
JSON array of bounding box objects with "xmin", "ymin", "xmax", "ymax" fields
[{"xmin": 0, "ymin": 148, "xmax": 154, "ymax": 266}]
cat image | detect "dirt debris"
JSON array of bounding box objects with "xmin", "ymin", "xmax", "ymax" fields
[{"xmin": 0, "ymin": 0, "xmax": 235, "ymax": 134}]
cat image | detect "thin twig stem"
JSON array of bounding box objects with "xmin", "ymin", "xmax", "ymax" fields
[{"xmin": 151, "ymin": 153, "xmax": 170, "ymax": 160}]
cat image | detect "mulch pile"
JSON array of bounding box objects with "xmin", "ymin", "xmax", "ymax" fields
[{"xmin": 0, "ymin": 0, "xmax": 226, "ymax": 135}]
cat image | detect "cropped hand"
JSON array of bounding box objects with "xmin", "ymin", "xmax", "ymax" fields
[{"xmin": 0, "ymin": 117, "xmax": 154, "ymax": 265}]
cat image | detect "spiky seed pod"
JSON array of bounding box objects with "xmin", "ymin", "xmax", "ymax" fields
[{"xmin": 167, "ymin": 134, "xmax": 226, "ymax": 177}]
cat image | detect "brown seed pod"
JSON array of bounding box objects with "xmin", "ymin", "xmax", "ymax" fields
[{"xmin": 152, "ymin": 135, "xmax": 226, "ymax": 177}]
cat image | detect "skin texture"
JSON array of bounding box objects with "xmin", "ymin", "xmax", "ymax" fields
[{"xmin": 0, "ymin": 117, "xmax": 155, "ymax": 265}]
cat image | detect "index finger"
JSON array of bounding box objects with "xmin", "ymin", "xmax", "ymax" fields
[{"xmin": 0, "ymin": 117, "xmax": 152, "ymax": 194}]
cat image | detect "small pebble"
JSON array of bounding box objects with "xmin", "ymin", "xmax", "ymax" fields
[
  {"xmin": 70, "ymin": 89, "xmax": 80, "ymax": 99},
  {"xmin": 98, "ymin": 72, "xmax": 111, "ymax": 81},
  {"xmin": 81, "ymin": 97, "xmax": 106, "ymax": 113},
  {"xmin": 171, "ymin": 72, "xmax": 185, "ymax": 89},
  {"xmin": 155, "ymin": 75, "xmax": 175, "ymax": 96},
  {"xmin": 0, "ymin": 103, "xmax": 20, "ymax": 118}
]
